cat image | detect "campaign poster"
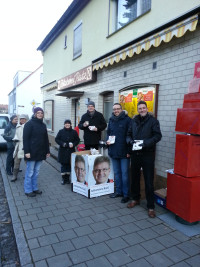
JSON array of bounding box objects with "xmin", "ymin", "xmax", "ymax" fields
[{"xmin": 119, "ymin": 86, "xmax": 156, "ymax": 118}]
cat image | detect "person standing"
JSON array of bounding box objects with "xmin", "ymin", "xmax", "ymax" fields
[
  {"xmin": 126, "ymin": 100, "xmax": 162, "ymax": 218},
  {"xmin": 55, "ymin": 119, "xmax": 80, "ymax": 185},
  {"xmin": 78, "ymin": 101, "xmax": 107, "ymax": 150},
  {"xmin": 23, "ymin": 107, "xmax": 50, "ymax": 197},
  {"xmin": 11, "ymin": 114, "xmax": 29, "ymax": 182},
  {"xmin": 107, "ymin": 103, "xmax": 131, "ymax": 203},
  {"xmin": 3, "ymin": 115, "xmax": 18, "ymax": 175}
]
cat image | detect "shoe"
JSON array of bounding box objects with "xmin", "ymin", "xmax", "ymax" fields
[
  {"xmin": 121, "ymin": 197, "xmax": 129, "ymax": 203},
  {"xmin": 109, "ymin": 192, "xmax": 123, "ymax": 198},
  {"xmin": 127, "ymin": 200, "xmax": 140, "ymax": 208},
  {"xmin": 11, "ymin": 178, "xmax": 17, "ymax": 182},
  {"xmin": 33, "ymin": 190, "xmax": 42, "ymax": 194},
  {"xmin": 148, "ymin": 209, "xmax": 156, "ymax": 218},
  {"xmin": 25, "ymin": 192, "xmax": 36, "ymax": 197},
  {"xmin": 19, "ymin": 169, "xmax": 22, "ymax": 172}
]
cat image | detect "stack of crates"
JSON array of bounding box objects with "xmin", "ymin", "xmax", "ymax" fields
[{"xmin": 166, "ymin": 62, "xmax": 200, "ymax": 223}]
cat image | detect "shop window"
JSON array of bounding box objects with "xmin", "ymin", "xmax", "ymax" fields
[
  {"xmin": 73, "ymin": 22, "xmax": 82, "ymax": 59},
  {"xmin": 109, "ymin": 0, "xmax": 151, "ymax": 33},
  {"xmin": 44, "ymin": 100, "xmax": 54, "ymax": 131}
]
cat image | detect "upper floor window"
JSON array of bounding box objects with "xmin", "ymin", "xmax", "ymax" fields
[
  {"xmin": 64, "ymin": 34, "xmax": 67, "ymax": 49},
  {"xmin": 109, "ymin": 0, "xmax": 151, "ymax": 33},
  {"xmin": 73, "ymin": 22, "xmax": 82, "ymax": 59}
]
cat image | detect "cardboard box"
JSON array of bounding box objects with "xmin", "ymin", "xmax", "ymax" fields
[
  {"xmin": 154, "ymin": 188, "xmax": 167, "ymax": 209},
  {"xmin": 71, "ymin": 151, "xmax": 114, "ymax": 198}
]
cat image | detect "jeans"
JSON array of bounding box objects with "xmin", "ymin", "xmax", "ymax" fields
[
  {"xmin": 130, "ymin": 151, "xmax": 155, "ymax": 209},
  {"xmin": 24, "ymin": 161, "xmax": 42, "ymax": 193},
  {"xmin": 111, "ymin": 158, "xmax": 130, "ymax": 197}
]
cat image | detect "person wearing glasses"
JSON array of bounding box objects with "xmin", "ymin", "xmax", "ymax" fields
[
  {"xmin": 74, "ymin": 155, "xmax": 87, "ymax": 185},
  {"xmin": 92, "ymin": 156, "xmax": 113, "ymax": 184},
  {"xmin": 107, "ymin": 103, "xmax": 131, "ymax": 203}
]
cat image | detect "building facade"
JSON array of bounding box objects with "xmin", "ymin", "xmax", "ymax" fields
[{"xmin": 38, "ymin": 0, "xmax": 200, "ymax": 180}]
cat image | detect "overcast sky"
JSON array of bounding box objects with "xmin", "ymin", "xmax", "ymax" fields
[{"xmin": 0, "ymin": 0, "xmax": 73, "ymax": 104}]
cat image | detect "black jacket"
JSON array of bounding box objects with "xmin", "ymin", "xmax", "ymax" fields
[
  {"xmin": 107, "ymin": 111, "xmax": 131, "ymax": 158},
  {"xmin": 3, "ymin": 122, "xmax": 16, "ymax": 149},
  {"xmin": 78, "ymin": 110, "xmax": 107, "ymax": 145},
  {"xmin": 55, "ymin": 127, "xmax": 80, "ymax": 164},
  {"xmin": 126, "ymin": 113, "xmax": 162, "ymax": 152},
  {"xmin": 23, "ymin": 116, "xmax": 50, "ymax": 161}
]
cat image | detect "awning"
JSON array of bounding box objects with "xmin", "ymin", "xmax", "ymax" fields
[
  {"xmin": 93, "ymin": 14, "xmax": 198, "ymax": 71},
  {"xmin": 41, "ymin": 80, "xmax": 57, "ymax": 91},
  {"xmin": 56, "ymin": 90, "xmax": 84, "ymax": 98}
]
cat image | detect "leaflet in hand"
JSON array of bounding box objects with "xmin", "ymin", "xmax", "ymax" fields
[
  {"xmin": 132, "ymin": 140, "xmax": 143, "ymax": 150},
  {"xmin": 108, "ymin": 136, "xmax": 115, "ymax": 144}
]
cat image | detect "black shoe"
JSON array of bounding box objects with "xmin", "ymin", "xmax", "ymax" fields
[
  {"xmin": 11, "ymin": 178, "xmax": 17, "ymax": 182},
  {"xmin": 110, "ymin": 192, "xmax": 123, "ymax": 198},
  {"xmin": 33, "ymin": 190, "xmax": 42, "ymax": 194},
  {"xmin": 121, "ymin": 197, "xmax": 129, "ymax": 203},
  {"xmin": 19, "ymin": 169, "xmax": 22, "ymax": 172},
  {"xmin": 25, "ymin": 192, "xmax": 36, "ymax": 197}
]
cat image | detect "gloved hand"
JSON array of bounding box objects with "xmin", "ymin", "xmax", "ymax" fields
[{"xmin": 63, "ymin": 143, "xmax": 67, "ymax": 147}]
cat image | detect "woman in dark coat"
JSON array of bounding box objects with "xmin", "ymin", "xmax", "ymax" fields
[{"xmin": 55, "ymin": 119, "xmax": 80, "ymax": 184}]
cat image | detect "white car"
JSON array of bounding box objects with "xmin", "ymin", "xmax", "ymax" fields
[{"xmin": 0, "ymin": 114, "xmax": 10, "ymax": 148}]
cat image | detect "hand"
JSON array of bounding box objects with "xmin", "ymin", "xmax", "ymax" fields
[
  {"xmin": 63, "ymin": 143, "xmax": 67, "ymax": 147},
  {"xmin": 46, "ymin": 153, "xmax": 50, "ymax": 158},
  {"xmin": 93, "ymin": 127, "xmax": 97, "ymax": 131},
  {"xmin": 69, "ymin": 143, "xmax": 73, "ymax": 148},
  {"xmin": 106, "ymin": 140, "xmax": 111, "ymax": 145},
  {"xmin": 130, "ymin": 140, "xmax": 135, "ymax": 145},
  {"xmin": 83, "ymin": 121, "xmax": 89, "ymax": 127},
  {"xmin": 127, "ymin": 154, "xmax": 130, "ymax": 158},
  {"xmin": 25, "ymin": 153, "xmax": 31, "ymax": 158}
]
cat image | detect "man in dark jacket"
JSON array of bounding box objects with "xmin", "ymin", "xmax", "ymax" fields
[
  {"xmin": 23, "ymin": 107, "xmax": 50, "ymax": 197},
  {"xmin": 107, "ymin": 103, "xmax": 131, "ymax": 203},
  {"xmin": 126, "ymin": 100, "xmax": 162, "ymax": 218},
  {"xmin": 78, "ymin": 101, "xmax": 107, "ymax": 150},
  {"xmin": 3, "ymin": 115, "xmax": 18, "ymax": 175}
]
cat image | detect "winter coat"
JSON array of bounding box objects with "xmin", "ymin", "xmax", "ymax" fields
[
  {"xmin": 107, "ymin": 111, "xmax": 131, "ymax": 159},
  {"xmin": 13, "ymin": 123, "xmax": 25, "ymax": 159},
  {"xmin": 78, "ymin": 110, "xmax": 107, "ymax": 145},
  {"xmin": 3, "ymin": 122, "xmax": 16, "ymax": 149},
  {"xmin": 23, "ymin": 116, "xmax": 50, "ymax": 161},
  {"xmin": 55, "ymin": 127, "xmax": 80, "ymax": 164},
  {"xmin": 126, "ymin": 113, "xmax": 162, "ymax": 153}
]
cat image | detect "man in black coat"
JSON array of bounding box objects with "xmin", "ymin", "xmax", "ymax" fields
[
  {"xmin": 126, "ymin": 101, "xmax": 162, "ymax": 218},
  {"xmin": 78, "ymin": 101, "xmax": 107, "ymax": 150},
  {"xmin": 23, "ymin": 107, "xmax": 50, "ymax": 197}
]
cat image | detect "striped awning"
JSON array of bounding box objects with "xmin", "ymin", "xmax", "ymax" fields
[{"xmin": 93, "ymin": 14, "xmax": 198, "ymax": 71}]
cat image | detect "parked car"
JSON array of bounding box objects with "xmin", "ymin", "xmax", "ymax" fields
[{"xmin": 0, "ymin": 114, "xmax": 10, "ymax": 149}]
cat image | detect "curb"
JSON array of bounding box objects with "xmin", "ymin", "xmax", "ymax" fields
[{"xmin": 0, "ymin": 156, "xmax": 33, "ymax": 266}]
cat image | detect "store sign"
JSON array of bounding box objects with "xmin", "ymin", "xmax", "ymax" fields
[{"xmin": 58, "ymin": 66, "xmax": 96, "ymax": 90}]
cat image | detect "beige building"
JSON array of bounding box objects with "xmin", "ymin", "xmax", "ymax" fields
[{"xmin": 38, "ymin": 0, "xmax": 200, "ymax": 182}]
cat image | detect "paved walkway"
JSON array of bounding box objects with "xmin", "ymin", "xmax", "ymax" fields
[{"xmin": 0, "ymin": 150, "xmax": 200, "ymax": 267}]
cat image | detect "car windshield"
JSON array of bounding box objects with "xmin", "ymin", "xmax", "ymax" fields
[{"xmin": 0, "ymin": 116, "xmax": 9, "ymax": 129}]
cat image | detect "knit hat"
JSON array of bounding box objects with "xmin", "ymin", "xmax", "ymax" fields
[
  {"xmin": 87, "ymin": 101, "xmax": 95, "ymax": 107},
  {"xmin": 19, "ymin": 114, "xmax": 28, "ymax": 120},
  {"xmin": 64, "ymin": 119, "xmax": 72, "ymax": 125},
  {"xmin": 10, "ymin": 114, "xmax": 17, "ymax": 122},
  {"xmin": 34, "ymin": 107, "xmax": 44, "ymax": 114}
]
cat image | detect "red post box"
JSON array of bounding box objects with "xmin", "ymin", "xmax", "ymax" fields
[{"xmin": 167, "ymin": 173, "xmax": 200, "ymax": 222}]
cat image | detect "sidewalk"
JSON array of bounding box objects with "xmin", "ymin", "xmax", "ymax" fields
[{"xmin": 0, "ymin": 150, "xmax": 199, "ymax": 267}]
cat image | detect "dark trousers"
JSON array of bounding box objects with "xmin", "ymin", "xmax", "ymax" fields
[
  {"xmin": 85, "ymin": 144, "xmax": 99, "ymax": 150},
  {"xmin": 130, "ymin": 151, "xmax": 155, "ymax": 209},
  {"xmin": 61, "ymin": 163, "xmax": 71, "ymax": 174},
  {"xmin": 6, "ymin": 145, "xmax": 15, "ymax": 174}
]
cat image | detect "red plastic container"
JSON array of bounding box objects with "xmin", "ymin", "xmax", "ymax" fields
[
  {"xmin": 194, "ymin": 62, "xmax": 200, "ymax": 78},
  {"xmin": 166, "ymin": 173, "xmax": 200, "ymax": 222},
  {"xmin": 174, "ymin": 134, "xmax": 200, "ymax": 177},
  {"xmin": 188, "ymin": 78, "xmax": 200, "ymax": 93},
  {"xmin": 175, "ymin": 108, "xmax": 200, "ymax": 135},
  {"xmin": 183, "ymin": 93, "xmax": 200, "ymax": 108}
]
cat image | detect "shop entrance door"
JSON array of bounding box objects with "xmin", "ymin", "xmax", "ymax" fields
[{"xmin": 102, "ymin": 92, "xmax": 114, "ymax": 140}]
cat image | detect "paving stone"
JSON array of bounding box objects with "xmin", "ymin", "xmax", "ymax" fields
[
  {"xmin": 52, "ymin": 208, "xmax": 67, "ymax": 216},
  {"xmin": 60, "ymin": 219, "xmax": 79, "ymax": 230},
  {"xmin": 152, "ymin": 224, "xmax": 173, "ymax": 235},
  {"xmin": 76, "ymin": 216, "xmax": 94, "ymax": 227},
  {"xmin": 27, "ymin": 207, "xmax": 43, "ymax": 215},
  {"xmin": 122, "ymin": 232, "xmax": 145, "ymax": 246},
  {"xmin": 177, "ymin": 240, "xmax": 200, "ymax": 256},
  {"xmin": 106, "ymin": 237, "xmax": 129, "ymax": 251},
  {"xmin": 21, "ymin": 214, "xmax": 38, "ymax": 223},
  {"xmin": 172, "ymin": 262, "xmax": 190, "ymax": 267},
  {"xmin": 38, "ymin": 233, "xmax": 59, "ymax": 246},
  {"xmin": 106, "ymin": 250, "xmax": 132, "ymax": 267},
  {"xmin": 89, "ymin": 231, "xmax": 110, "ymax": 244},
  {"xmin": 67, "ymin": 205, "xmax": 83, "ymax": 213},
  {"xmin": 68, "ymin": 248, "xmax": 93, "ymax": 265},
  {"xmin": 41, "ymin": 205, "xmax": 56, "ymax": 212},
  {"xmin": 73, "ymin": 225, "xmax": 94, "ymax": 237},
  {"xmin": 120, "ymin": 222, "xmax": 141, "ymax": 234},
  {"xmin": 185, "ymin": 255, "xmax": 200, "ymax": 266},
  {"xmin": 86, "ymin": 256, "xmax": 112, "ymax": 267},
  {"xmin": 132, "ymin": 210, "xmax": 149, "ymax": 220},
  {"xmin": 48, "ymin": 215, "xmax": 66, "ymax": 225},
  {"xmin": 56, "ymin": 229, "xmax": 77, "ymax": 241},
  {"xmin": 64, "ymin": 212, "xmax": 81, "ymax": 221},
  {"xmin": 71, "ymin": 236, "xmax": 93, "ymax": 249},
  {"xmin": 17, "ymin": 203, "xmax": 32, "ymax": 211},
  {"xmin": 105, "ymin": 217, "xmax": 123, "ymax": 227},
  {"xmin": 162, "ymin": 246, "xmax": 190, "ymax": 263},
  {"xmin": 90, "ymin": 213, "xmax": 108, "ymax": 222},
  {"xmin": 104, "ymin": 210, "xmax": 121, "ymax": 219},
  {"xmin": 47, "ymin": 253, "xmax": 72, "ymax": 267},
  {"xmin": 118, "ymin": 214, "xmax": 136, "ymax": 224},
  {"xmin": 52, "ymin": 240, "xmax": 75, "ymax": 255},
  {"xmin": 137, "ymin": 228, "xmax": 159, "ymax": 240},
  {"xmin": 156, "ymin": 233, "xmax": 180, "ymax": 248},
  {"xmin": 43, "ymin": 224, "xmax": 63, "ymax": 234},
  {"xmin": 124, "ymin": 244, "xmax": 149, "ymax": 260},
  {"xmin": 140, "ymin": 239, "xmax": 165, "ymax": 253},
  {"xmin": 31, "ymin": 245, "xmax": 55, "ymax": 262},
  {"xmin": 25, "ymin": 228, "xmax": 45, "ymax": 239},
  {"xmin": 32, "ymin": 219, "xmax": 50, "ymax": 228},
  {"xmin": 91, "ymin": 206, "xmax": 108, "ymax": 214},
  {"xmin": 134, "ymin": 219, "xmax": 154, "ymax": 229},
  {"xmin": 169, "ymin": 231, "xmax": 189, "ymax": 242},
  {"xmin": 145, "ymin": 252, "xmax": 173, "ymax": 266},
  {"xmin": 23, "ymin": 222, "xmax": 33, "ymax": 231},
  {"xmin": 32, "ymin": 201, "xmax": 47, "ymax": 208},
  {"xmin": 78, "ymin": 209, "xmax": 95, "ymax": 217},
  {"xmin": 37, "ymin": 211, "xmax": 54, "ymax": 219},
  {"xmin": 34, "ymin": 260, "xmax": 48, "ymax": 267},
  {"xmin": 18, "ymin": 210, "xmax": 27, "ymax": 216},
  {"xmin": 90, "ymin": 221, "xmax": 109, "ymax": 232},
  {"xmin": 106, "ymin": 226, "xmax": 126, "ymax": 238},
  {"xmin": 88, "ymin": 243, "xmax": 112, "ymax": 257},
  {"xmin": 28, "ymin": 238, "xmax": 40, "ymax": 249},
  {"xmin": 126, "ymin": 258, "xmax": 152, "ymax": 267}
]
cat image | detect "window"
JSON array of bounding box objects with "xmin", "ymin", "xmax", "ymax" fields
[
  {"xmin": 40, "ymin": 73, "xmax": 43, "ymax": 84},
  {"xmin": 64, "ymin": 34, "xmax": 67, "ymax": 49},
  {"xmin": 73, "ymin": 22, "xmax": 82, "ymax": 59},
  {"xmin": 110, "ymin": 0, "xmax": 151, "ymax": 33},
  {"xmin": 44, "ymin": 100, "xmax": 54, "ymax": 131}
]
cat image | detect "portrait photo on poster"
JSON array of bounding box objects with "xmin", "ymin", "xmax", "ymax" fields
[{"xmin": 71, "ymin": 154, "xmax": 88, "ymax": 186}]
